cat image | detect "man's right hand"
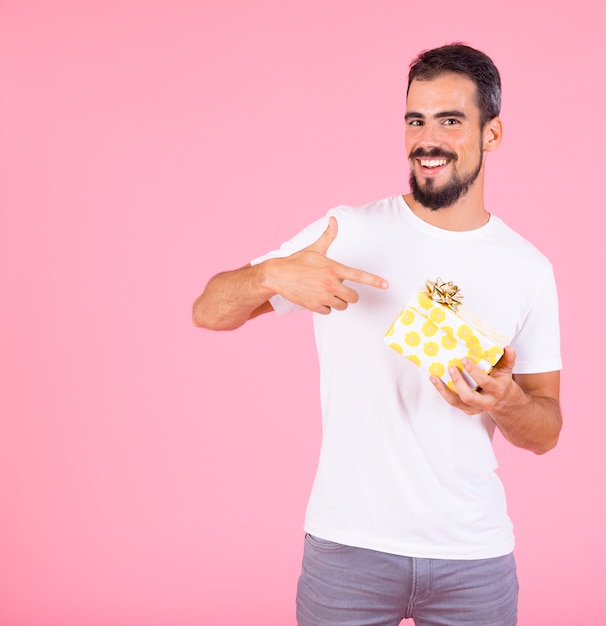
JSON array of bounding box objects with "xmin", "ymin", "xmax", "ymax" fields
[{"xmin": 264, "ymin": 216, "xmax": 389, "ymax": 314}]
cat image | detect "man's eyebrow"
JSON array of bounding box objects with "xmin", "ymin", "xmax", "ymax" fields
[
  {"xmin": 404, "ymin": 111, "xmax": 424, "ymax": 121},
  {"xmin": 436, "ymin": 110, "xmax": 467, "ymax": 119},
  {"xmin": 404, "ymin": 110, "xmax": 467, "ymax": 121}
]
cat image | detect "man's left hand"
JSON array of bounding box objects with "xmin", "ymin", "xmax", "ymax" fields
[{"xmin": 429, "ymin": 346, "xmax": 517, "ymax": 416}]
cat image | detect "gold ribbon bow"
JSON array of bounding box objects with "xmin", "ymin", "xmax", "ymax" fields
[{"xmin": 425, "ymin": 277, "xmax": 463, "ymax": 312}]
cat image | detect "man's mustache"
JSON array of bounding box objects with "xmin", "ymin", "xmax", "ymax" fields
[{"xmin": 409, "ymin": 148, "xmax": 457, "ymax": 161}]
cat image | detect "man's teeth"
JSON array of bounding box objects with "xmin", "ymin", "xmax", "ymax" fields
[{"xmin": 420, "ymin": 159, "xmax": 448, "ymax": 167}]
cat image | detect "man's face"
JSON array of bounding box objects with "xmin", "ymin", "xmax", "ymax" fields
[{"xmin": 405, "ymin": 73, "xmax": 486, "ymax": 210}]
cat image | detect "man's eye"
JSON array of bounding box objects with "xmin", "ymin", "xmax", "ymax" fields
[
  {"xmin": 443, "ymin": 119, "xmax": 459, "ymax": 125},
  {"xmin": 408, "ymin": 120, "xmax": 423, "ymax": 126}
]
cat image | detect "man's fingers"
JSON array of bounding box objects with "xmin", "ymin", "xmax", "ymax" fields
[
  {"xmin": 310, "ymin": 216, "xmax": 339, "ymax": 255},
  {"xmin": 330, "ymin": 296, "xmax": 349, "ymax": 311},
  {"xmin": 494, "ymin": 345, "xmax": 516, "ymax": 373},
  {"xmin": 338, "ymin": 264, "xmax": 389, "ymax": 290}
]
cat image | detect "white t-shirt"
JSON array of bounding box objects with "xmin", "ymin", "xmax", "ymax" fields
[{"xmin": 252, "ymin": 195, "xmax": 561, "ymax": 560}]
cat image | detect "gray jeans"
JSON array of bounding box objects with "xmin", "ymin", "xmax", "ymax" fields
[{"xmin": 296, "ymin": 534, "xmax": 518, "ymax": 626}]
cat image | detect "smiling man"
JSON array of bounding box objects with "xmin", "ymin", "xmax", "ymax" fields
[
  {"xmin": 193, "ymin": 44, "xmax": 562, "ymax": 626},
  {"xmin": 406, "ymin": 72, "xmax": 491, "ymax": 211}
]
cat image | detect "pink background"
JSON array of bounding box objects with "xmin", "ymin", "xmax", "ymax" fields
[{"xmin": 1, "ymin": 1, "xmax": 604, "ymax": 624}]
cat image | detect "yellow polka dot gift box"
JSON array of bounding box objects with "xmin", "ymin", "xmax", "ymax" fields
[{"xmin": 384, "ymin": 278, "xmax": 508, "ymax": 391}]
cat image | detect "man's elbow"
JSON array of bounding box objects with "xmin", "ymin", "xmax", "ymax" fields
[
  {"xmin": 532, "ymin": 418, "xmax": 563, "ymax": 455},
  {"xmin": 192, "ymin": 299, "xmax": 219, "ymax": 330},
  {"xmin": 192, "ymin": 310, "xmax": 209, "ymax": 329},
  {"xmin": 192, "ymin": 309, "xmax": 208, "ymax": 329},
  {"xmin": 192, "ymin": 302, "xmax": 246, "ymax": 331},
  {"xmin": 532, "ymin": 433, "xmax": 560, "ymax": 455}
]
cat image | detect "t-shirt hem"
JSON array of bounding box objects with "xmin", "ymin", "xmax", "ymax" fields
[
  {"xmin": 303, "ymin": 524, "xmax": 515, "ymax": 561},
  {"xmin": 513, "ymin": 359, "xmax": 562, "ymax": 374}
]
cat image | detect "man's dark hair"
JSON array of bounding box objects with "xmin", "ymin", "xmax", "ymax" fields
[{"xmin": 407, "ymin": 43, "xmax": 501, "ymax": 127}]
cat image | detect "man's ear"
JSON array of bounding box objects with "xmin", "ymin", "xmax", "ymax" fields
[{"xmin": 483, "ymin": 117, "xmax": 503, "ymax": 152}]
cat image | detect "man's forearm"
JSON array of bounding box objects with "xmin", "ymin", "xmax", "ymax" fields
[
  {"xmin": 192, "ymin": 263, "xmax": 275, "ymax": 331},
  {"xmin": 489, "ymin": 379, "xmax": 562, "ymax": 455}
]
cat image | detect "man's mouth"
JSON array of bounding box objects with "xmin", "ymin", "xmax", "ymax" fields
[
  {"xmin": 419, "ymin": 158, "xmax": 449, "ymax": 168},
  {"xmin": 415, "ymin": 157, "xmax": 452, "ymax": 177},
  {"xmin": 409, "ymin": 149, "xmax": 456, "ymax": 176}
]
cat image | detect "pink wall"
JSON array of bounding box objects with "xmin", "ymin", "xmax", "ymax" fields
[{"xmin": 1, "ymin": 1, "xmax": 603, "ymax": 624}]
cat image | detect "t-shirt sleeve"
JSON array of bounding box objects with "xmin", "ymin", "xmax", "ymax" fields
[
  {"xmin": 249, "ymin": 214, "xmax": 330, "ymax": 316},
  {"xmin": 511, "ymin": 264, "xmax": 562, "ymax": 374}
]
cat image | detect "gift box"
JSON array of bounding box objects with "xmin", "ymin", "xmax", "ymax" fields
[{"xmin": 384, "ymin": 278, "xmax": 508, "ymax": 391}]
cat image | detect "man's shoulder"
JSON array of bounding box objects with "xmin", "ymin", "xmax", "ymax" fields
[{"xmin": 490, "ymin": 215, "xmax": 553, "ymax": 267}]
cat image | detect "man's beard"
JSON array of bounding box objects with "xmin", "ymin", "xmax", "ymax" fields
[{"xmin": 409, "ymin": 146, "xmax": 483, "ymax": 211}]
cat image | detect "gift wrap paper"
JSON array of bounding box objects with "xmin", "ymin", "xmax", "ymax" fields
[{"xmin": 385, "ymin": 290, "xmax": 508, "ymax": 390}]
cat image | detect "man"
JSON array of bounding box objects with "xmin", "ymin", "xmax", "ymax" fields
[{"xmin": 193, "ymin": 44, "xmax": 562, "ymax": 626}]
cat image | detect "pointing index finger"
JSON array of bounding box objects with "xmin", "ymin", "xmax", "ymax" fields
[{"xmin": 338, "ymin": 264, "xmax": 389, "ymax": 290}]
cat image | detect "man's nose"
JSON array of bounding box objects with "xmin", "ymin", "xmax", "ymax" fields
[{"xmin": 417, "ymin": 123, "xmax": 441, "ymax": 146}]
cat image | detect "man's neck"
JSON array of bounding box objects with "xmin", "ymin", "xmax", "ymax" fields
[{"xmin": 402, "ymin": 186, "xmax": 490, "ymax": 232}]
